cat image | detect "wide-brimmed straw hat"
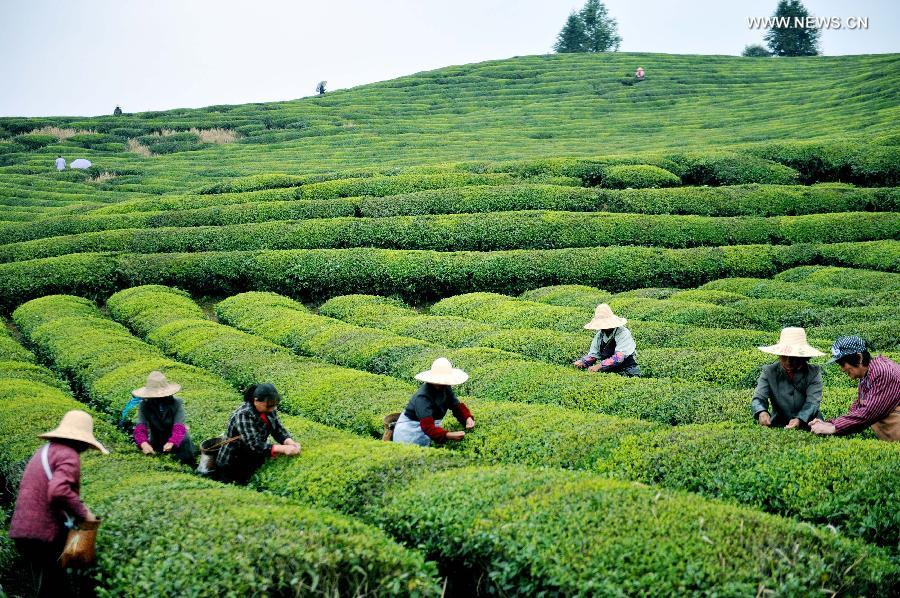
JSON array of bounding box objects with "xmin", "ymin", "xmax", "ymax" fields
[
  {"xmin": 132, "ymin": 371, "xmax": 181, "ymax": 399},
  {"xmin": 415, "ymin": 358, "xmax": 469, "ymax": 386},
  {"xmin": 758, "ymin": 327, "xmax": 825, "ymax": 358},
  {"xmin": 39, "ymin": 410, "xmax": 109, "ymax": 454},
  {"xmin": 584, "ymin": 304, "xmax": 627, "ymax": 330}
]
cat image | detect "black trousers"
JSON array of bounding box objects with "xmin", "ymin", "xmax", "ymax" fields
[{"xmin": 15, "ymin": 537, "xmax": 72, "ymax": 598}]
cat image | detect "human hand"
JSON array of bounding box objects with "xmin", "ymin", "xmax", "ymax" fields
[
  {"xmin": 275, "ymin": 444, "xmax": 300, "ymax": 456},
  {"xmin": 163, "ymin": 442, "xmax": 174, "ymax": 452},
  {"xmin": 810, "ymin": 419, "xmax": 836, "ymax": 436},
  {"xmin": 140, "ymin": 442, "xmax": 155, "ymax": 455},
  {"xmin": 757, "ymin": 412, "xmax": 771, "ymax": 427},
  {"xmin": 446, "ymin": 431, "xmax": 466, "ymax": 441},
  {"xmin": 573, "ymin": 360, "xmax": 586, "ymax": 369},
  {"xmin": 785, "ymin": 418, "xmax": 801, "ymax": 430},
  {"xmin": 465, "ymin": 417, "xmax": 475, "ymax": 430},
  {"xmin": 84, "ymin": 508, "xmax": 97, "ymax": 522},
  {"xmin": 587, "ymin": 364, "xmax": 602, "ymax": 373},
  {"xmin": 284, "ymin": 438, "xmax": 299, "ymax": 448}
]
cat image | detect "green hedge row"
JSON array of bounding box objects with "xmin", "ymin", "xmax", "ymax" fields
[
  {"xmin": 598, "ymin": 164, "xmax": 681, "ymax": 188},
  {"xmin": 775, "ymin": 265, "xmax": 900, "ymax": 292},
  {"xmin": 749, "ymin": 140, "xmax": 900, "ymax": 186},
  {"xmin": 2, "ymin": 184, "xmax": 896, "ymax": 247},
  {"xmin": 200, "ymin": 172, "xmax": 518, "ymax": 198},
  {"xmin": 2, "ymin": 209, "xmax": 897, "ymax": 264},
  {"xmin": 666, "ymin": 152, "xmax": 801, "ymax": 186},
  {"xmin": 0, "ymin": 198, "xmax": 358, "ymax": 245},
  {"xmin": 2, "ymin": 315, "xmax": 442, "ymax": 596},
  {"xmin": 360, "ymin": 183, "xmax": 900, "ymax": 219},
  {"xmin": 2, "ymin": 241, "xmax": 897, "ymax": 312},
  {"xmin": 115, "ymin": 286, "xmax": 899, "ymax": 549},
  {"xmin": 699, "ymin": 277, "xmax": 899, "ymax": 307}
]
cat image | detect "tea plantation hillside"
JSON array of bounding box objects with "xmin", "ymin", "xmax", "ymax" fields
[
  {"xmin": 1, "ymin": 53, "xmax": 898, "ymax": 191},
  {"xmin": 1, "ymin": 52, "xmax": 898, "ymax": 596}
]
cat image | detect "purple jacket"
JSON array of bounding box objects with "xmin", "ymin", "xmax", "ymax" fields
[{"xmin": 9, "ymin": 442, "xmax": 90, "ymax": 543}]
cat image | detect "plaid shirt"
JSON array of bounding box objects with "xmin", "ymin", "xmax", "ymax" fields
[{"xmin": 217, "ymin": 402, "xmax": 291, "ymax": 468}]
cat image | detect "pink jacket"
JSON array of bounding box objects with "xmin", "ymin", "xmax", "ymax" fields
[{"xmin": 9, "ymin": 442, "xmax": 90, "ymax": 543}]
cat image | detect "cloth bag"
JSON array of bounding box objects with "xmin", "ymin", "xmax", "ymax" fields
[{"xmin": 40, "ymin": 444, "xmax": 100, "ymax": 568}]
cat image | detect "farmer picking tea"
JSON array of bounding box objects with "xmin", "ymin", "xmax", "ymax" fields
[
  {"xmin": 573, "ymin": 304, "xmax": 641, "ymax": 377},
  {"xmin": 811, "ymin": 336, "xmax": 900, "ymax": 441},
  {"xmin": 9, "ymin": 410, "xmax": 108, "ymax": 597},
  {"xmin": 393, "ymin": 358, "xmax": 475, "ymax": 446},
  {"xmin": 215, "ymin": 383, "xmax": 300, "ymax": 484},
  {"xmin": 751, "ymin": 327, "xmax": 824, "ymax": 430},
  {"xmin": 131, "ymin": 371, "xmax": 196, "ymax": 466}
]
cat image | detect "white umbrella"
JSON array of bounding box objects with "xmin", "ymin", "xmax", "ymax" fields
[{"xmin": 70, "ymin": 158, "xmax": 92, "ymax": 169}]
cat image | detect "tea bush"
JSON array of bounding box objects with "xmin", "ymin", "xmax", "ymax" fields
[{"xmin": 599, "ymin": 164, "xmax": 681, "ymax": 189}]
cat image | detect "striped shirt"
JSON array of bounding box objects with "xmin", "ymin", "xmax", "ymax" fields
[{"xmin": 831, "ymin": 356, "xmax": 900, "ymax": 434}]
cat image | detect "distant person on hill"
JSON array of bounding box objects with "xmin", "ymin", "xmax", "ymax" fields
[
  {"xmin": 113, "ymin": 105, "xmax": 122, "ymax": 116},
  {"xmin": 635, "ymin": 67, "xmax": 645, "ymax": 80},
  {"xmin": 393, "ymin": 358, "xmax": 475, "ymax": 446},
  {"xmin": 751, "ymin": 327, "xmax": 824, "ymax": 430},
  {"xmin": 573, "ymin": 304, "xmax": 641, "ymax": 377},
  {"xmin": 810, "ymin": 337, "xmax": 900, "ymax": 441},
  {"xmin": 55, "ymin": 156, "xmax": 65, "ymax": 171},
  {"xmin": 215, "ymin": 383, "xmax": 300, "ymax": 484},
  {"xmin": 130, "ymin": 371, "xmax": 196, "ymax": 466}
]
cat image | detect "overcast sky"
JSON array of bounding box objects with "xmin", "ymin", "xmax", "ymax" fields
[{"xmin": 1, "ymin": 0, "xmax": 897, "ymax": 117}]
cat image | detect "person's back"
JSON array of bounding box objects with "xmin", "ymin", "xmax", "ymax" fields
[{"xmin": 55, "ymin": 156, "xmax": 65, "ymax": 171}]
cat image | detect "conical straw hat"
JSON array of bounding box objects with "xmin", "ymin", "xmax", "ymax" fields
[
  {"xmin": 132, "ymin": 371, "xmax": 182, "ymax": 398},
  {"xmin": 39, "ymin": 410, "xmax": 109, "ymax": 454},
  {"xmin": 415, "ymin": 358, "xmax": 469, "ymax": 386},
  {"xmin": 758, "ymin": 327, "xmax": 825, "ymax": 358},
  {"xmin": 584, "ymin": 303, "xmax": 627, "ymax": 330}
]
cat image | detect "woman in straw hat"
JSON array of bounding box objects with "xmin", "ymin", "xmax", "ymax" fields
[
  {"xmin": 131, "ymin": 371, "xmax": 196, "ymax": 466},
  {"xmin": 9, "ymin": 410, "xmax": 107, "ymax": 597},
  {"xmin": 573, "ymin": 304, "xmax": 641, "ymax": 377},
  {"xmin": 393, "ymin": 358, "xmax": 475, "ymax": 447},
  {"xmin": 751, "ymin": 327, "xmax": 825, "ymax": 430}
]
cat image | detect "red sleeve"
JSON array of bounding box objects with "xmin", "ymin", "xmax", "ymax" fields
[
  {"xmin": 168, "ymin": 423, "xmax": 187, "ymax": 447},
  {"xmin": 133, "ymin": 424, "xmax": 149, "ymax": 446},
  {"xmin": 47, "ymin": 450, "xmax": 90, "ymax": 521},
  {"xmin": 451, "ymin": 402, "xmax": 472, "ymax": 425},
  {"xmin": 419, "ymin": 417, "xmax": 448, "ymax": 442}
]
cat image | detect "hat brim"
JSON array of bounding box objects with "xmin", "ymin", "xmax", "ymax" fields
[
  {"xmin": 584, "ymin": 317, "xmax": 627, "ymax": 331},
  {"xmin": 132, "ymin": 383, "xmax": 182, "ymax": 398},
  {"xmin": 758, "ymin": 344, "xmax": 825, "ymax": 358},
  {"xmin": 415, "ymin": 370, "xmax": 469, "ymax": 386},
  {"xmin": 39, "ymin": 431, "xmax": 110, "ymax": 454}
]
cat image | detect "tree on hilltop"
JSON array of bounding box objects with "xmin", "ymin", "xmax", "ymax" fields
[
  {"xmin": 553, "ymin": 0, "xmax": 621, "ymax": 54},
  {"xmin": 764, "ymin": 0, "xmax": 821, "ymax": 56},
  {"xmin": 554, "ymin": 12, "xmax": 588, "ymax": 53}
]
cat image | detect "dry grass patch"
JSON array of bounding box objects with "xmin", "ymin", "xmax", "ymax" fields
[
  {"xmin": 88, "ymin": 172, "xmax": 116, "ymax": 184},
  {"xmin": 27, "ymin": 126, "xmax": 96, "ymax": 140},
  {"xmin": 189, "ymin": 127, "xmax": 240, "ymax": 144},
  {"xmin": 127, "ymin": 139, "xmax": 152, "ymax": 157}
]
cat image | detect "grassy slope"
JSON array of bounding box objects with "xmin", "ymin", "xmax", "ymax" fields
[{"xmin": 1, "ymin": 52, "xmax": 898, "ymax": 192}]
